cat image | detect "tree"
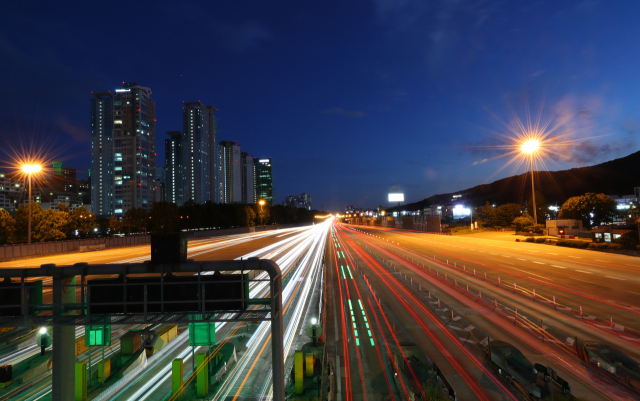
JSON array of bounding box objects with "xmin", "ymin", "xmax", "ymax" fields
[
  {"xmin": 56, "ymin": 203, "xmax": 70, "ymax": 213},
  {"xmin": 108, "ymin": 215, "xmax": 122, "ymax": 235},
  {"xmin": 558, "ymin": 193, "xmax": 617, "ymax": 228},
  {"xmin": 243, "ymin": 205, "xmax": 256, "ymax": 227},
  {"xmin": 512, "ymin": 215, "xmax": 535, "ymax": 232},
  {"xmin": 258, "ymin": 204, "xmax": 271, "ymax": 226},
  {"xmin": 33, "ymin": 209, "xmax": 68, "ymax": 242},
  {"xmin": 14, "ymin": 202, "xmax": 44, "ymax": 243},
  {"xmin": 0, "ymin": 209, "xmax": 16, "ymax": 245},
  {"xmin": 528, "ymin": 191, "xmax": 547, "ymax": 224},
  {"xmin": 149, "ymin": 201, "xmax": 179, "ymax": 233},
  {"xmin": 68, "ymin": 206, "xmax": 97, "ymax": 238},
  {"xmin": 480, "ymin": 202, "xmax": 496, "ymax": 225},
  {"xmin": 121, "ymin": 207, "xmax": 148, "ymax": 234}
]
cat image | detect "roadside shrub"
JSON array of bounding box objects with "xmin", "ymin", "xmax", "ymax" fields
[
  {"xmin": 613, "ymin": 236, "xmax": 638, "ymax": 250},
  {"xmin": 597, "ymin": 243, "xmax": 609, "ymax": 249},
  {"xmin": 608, "ymin": 243, "xmax": 623, "ymax": 250},
  {"xmin": 535, "ymin": 237, "xmax": 546, "ymax": 243},
  {"xmin": 545, "ymin": 239, "xmax": 556, "ymax": 245},
  {"xmin": 525, "ymin": 237, "xmax": 535, "ymax": 242},
  {"xmin": 588, "ymin": 243, "xmax": 597, "ymax": 249},
  {"xmin": 556, "ymin": 239, "xmax": 589, "ymax": 248}
]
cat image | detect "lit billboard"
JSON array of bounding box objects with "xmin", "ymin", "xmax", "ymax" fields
[
  {"xmin": 388, "ymin": 193, "xmax": 404, "ymax": 202},
  {"xmin": 452, "ymin": 204, "xmax": 471, "ymax": 217}
]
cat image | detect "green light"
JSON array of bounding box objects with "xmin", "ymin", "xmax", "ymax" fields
[
  {"xmin": 368, "ymin": 330, "xmax": 372, "ymax": 337},
  {"xmin": 348, "ymin": 299, "xmax": 353, "ymax": 309},
  {"xmin": 370, "ymin": 339, "xmax": 375, "ymax": 346},
  {"xmin": 356, "ymin": 338, "xmax": 360, "ymax": 346},
  {"xmin": 366, "ymin": 323, "xmax": 370, "ymax": 329},
  {"xmin": 353, "ymin": 323, "xmax": 357, "ymax": 329},
  {"xmin": 358, "ymin": 299, "xmax": 363, "ymax": 308},
  {"xmin": 340, "ymin": 265, "xmax": 346, "ymax": 279},
  {"xmin": 354, "ymin": 330, "xmax": 358, "ymax": 336}
]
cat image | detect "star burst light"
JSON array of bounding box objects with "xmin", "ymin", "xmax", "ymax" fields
[{"xmin": 470, "ymin": 98, "xmax": 597, "ymax": 181}]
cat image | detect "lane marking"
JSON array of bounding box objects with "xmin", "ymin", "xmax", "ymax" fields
[
  {"xmin": 547, "ymin": 253, "xmax": 558, "ymax": 255},
  {"xmin": 517, "ymin": 258, "xmax": 527, "ymax": 261},
  {"xmin": 568, "ymin": 256, "xmax": 581, "ymax": 259},
  {"xmin": 551, "ymin": 265, "xmax": 566, "ymax": 269},
  {"xmin": 605, "ymin": 276, "xmax": 626, "ymax": 281},
  {"xmin": 532, "ymin": 261, "xmax": 545, "ymax": 265},
  {"xmin": 595, "ymin": 260, "xmax": 610, "ymax": 263},
  {"xmin": 488, "ymin": 258, "xmax": 513, "ymax": 264},
  {"xmin": 502, "ymin": 255, "xmax": 511, "ymax": 258},
  {"xmin": 575, "ymin": 270, "xmax": 593, "ymax": 274}
]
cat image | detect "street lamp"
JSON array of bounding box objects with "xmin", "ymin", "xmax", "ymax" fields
[
  {"xmin": 258, "ymin": 199, "xmax": 266, "ymax": 226},
  {"xmin": 520, "ymin": 139, "xmax": 539, "ymax": 224},
  {"xmin": 21, "ymin": 164, "xmax": 41, "ymax": 244}
]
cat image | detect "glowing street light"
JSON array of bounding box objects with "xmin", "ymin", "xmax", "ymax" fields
[
  {"xmin": 258, "ymin": 199, "xmax": 266, "ymax": 226},
  {"xmin": 520, "ymin": 139, "xmax": 540, "ymax": 224},
  {"xmin": 21, "ymin": 163, "xmax": 42, "ymax": 244}
]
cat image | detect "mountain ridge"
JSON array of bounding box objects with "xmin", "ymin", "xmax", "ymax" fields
[{"xmin": 393, "ymin": 150, "xmax": 640, "ymax": 212}]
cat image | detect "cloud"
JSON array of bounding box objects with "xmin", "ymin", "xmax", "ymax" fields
[
  {"xmin": 472, "ymin": 159, "xmax": 488, "ymax": 165},
  {"xmin": 560, "ymin": 139, "xmax": 633, "ymax": 164},
  {"xmin": 461, "ymin": 135, "xmax": 509, "ymax": 158},
  {"xmin": 56, "ymin": 115, "xmax": 89, "ymax": 143},
  {"xmin": 214, "ymin": 21, "xmax": 272, "ymax": 52},
  {"xmin": 529, "ymin": 70, "xmax": 546, "ymax": 78},
  {"xmin": 321, "ymin": 108, "xmax": 367, "ymax": 118}
]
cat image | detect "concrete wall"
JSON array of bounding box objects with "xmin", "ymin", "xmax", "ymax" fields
[
  {"xmin": 546, "ymin": 219, "xmax": 583, "ymax": 236},
  {"xmin": 0, "ymin": 222, "xmax": 313, "ymax": 262}
]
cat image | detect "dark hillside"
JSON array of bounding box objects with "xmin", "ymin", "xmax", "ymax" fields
[{"xmin": 391, "ymin": 150, "xmax": 640, "ymax": 212}]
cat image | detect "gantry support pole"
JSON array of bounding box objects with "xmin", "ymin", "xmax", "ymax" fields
[{"xmin": 52, "ymin": 273, "xmax": 76, "ymax": 401}]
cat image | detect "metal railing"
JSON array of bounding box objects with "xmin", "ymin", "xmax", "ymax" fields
[{"xmin": 0, "ymin": 258, "xmax": 285, "ymax": 401}]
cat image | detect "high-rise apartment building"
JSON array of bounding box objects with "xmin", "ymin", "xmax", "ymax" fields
[
  {"xmin": 165, "ymin": 131, "xmax": 184, "ymax": 205},
  {"xmin": 255, "ymin": 157, "xmax": 274, "ymax": 206},
  {"xmin": 219, "ymin": 141, "xmax": 241, "ymax": 203},
  {"xmin": 241, "ymin": 152, "xmax": 255, "ymax": 204},
  {"xmin": 182, "ymin": 102, "xmax": 218, "ymax": 204},
  {"xmin": 112, "ymin": 83, "xmax": 156, "ymax": 215},
  {"xmin": 90, "ymin": 92, "xmax": 114, "ymax": 216},
  {"xmin": 91, "ymin": 82, "xmax": 156, "ymax": 216},
  {"xmin": 154, "ymin": 165, "xmax": 166, "ymax": 203}
]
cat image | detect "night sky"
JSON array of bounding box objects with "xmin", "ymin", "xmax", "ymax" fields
[{"xmin": 1, "ymin": 1, "xmax": 639, "ymax": 211}]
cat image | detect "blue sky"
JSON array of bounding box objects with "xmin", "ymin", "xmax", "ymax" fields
[{"xmin": 1, "ymin": 1, "xmax": 638, "ymax": 211}]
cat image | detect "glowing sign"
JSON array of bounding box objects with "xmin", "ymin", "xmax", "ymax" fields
[
  {"xmin": 115, "ymin": 89, "xmax": 130, "ymax": 92},
  {"xmin": 388, "ymin": 193, "xmax": 404, "ymax": 202},
  {"xmin": 452, "ymin": 204, "xmax": 471, "ymax": 217},
  {"xmin": 259, "ymin": 159, "xmax": 270, "ymax": 163}
]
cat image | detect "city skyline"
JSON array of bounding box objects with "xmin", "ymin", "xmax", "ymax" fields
[{"xmin": 2, "ymin": 2, "xmax": 640, "ymax": 210}]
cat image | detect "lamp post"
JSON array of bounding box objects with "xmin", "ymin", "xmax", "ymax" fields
[
  {"xmin": 258, "ymin": 199, "xmax": 266, "ymax": 227},
  {"xmin": 21, "ymin": 164, "xmax": 42, "ymax": 244},
  {"xmin": 520, "ymin": 140, "xmax": 539, "ymax": 224}
]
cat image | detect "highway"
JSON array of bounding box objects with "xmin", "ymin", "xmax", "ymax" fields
[
  {"xmin": 2, "ymin": 220, "xmax": 640, "ymax": 400},
  {"xmin": 0, "ymin": 223, "xmax": 331, "ymax": 400},
  {"xmin": 330, "ymin": 222, "xmax": 640, "ymax": 400}
]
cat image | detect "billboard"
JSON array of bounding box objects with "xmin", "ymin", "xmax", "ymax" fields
[
  {"xmin": 452, "ymin": 204, "xmax": 471, "ymax": 217},
  {"xmin": 388, "ymin": 193, "xmax": 404, "ymax": 202}
]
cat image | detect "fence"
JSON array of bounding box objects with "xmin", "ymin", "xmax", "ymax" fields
[{"xmin": 0, "ymin": 235, "xmax": 151, "ymax": 262}]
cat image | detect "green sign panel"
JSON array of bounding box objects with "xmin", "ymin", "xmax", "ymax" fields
[
  {"xmin": 189, "ymin": 320, "xmax": 216, "ymax": 346},
  {"xmin": 85, "ymin": 325, "xmax": 111, "ymax": 346}
]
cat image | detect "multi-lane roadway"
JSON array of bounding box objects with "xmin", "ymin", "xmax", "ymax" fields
[
  {"xmin": 329, "ymin": 222, "xmax": 640, "ymax": 401},
  {"xmin": 0, "ymin": 222, "xmax": 331, "ymax": 400}
]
